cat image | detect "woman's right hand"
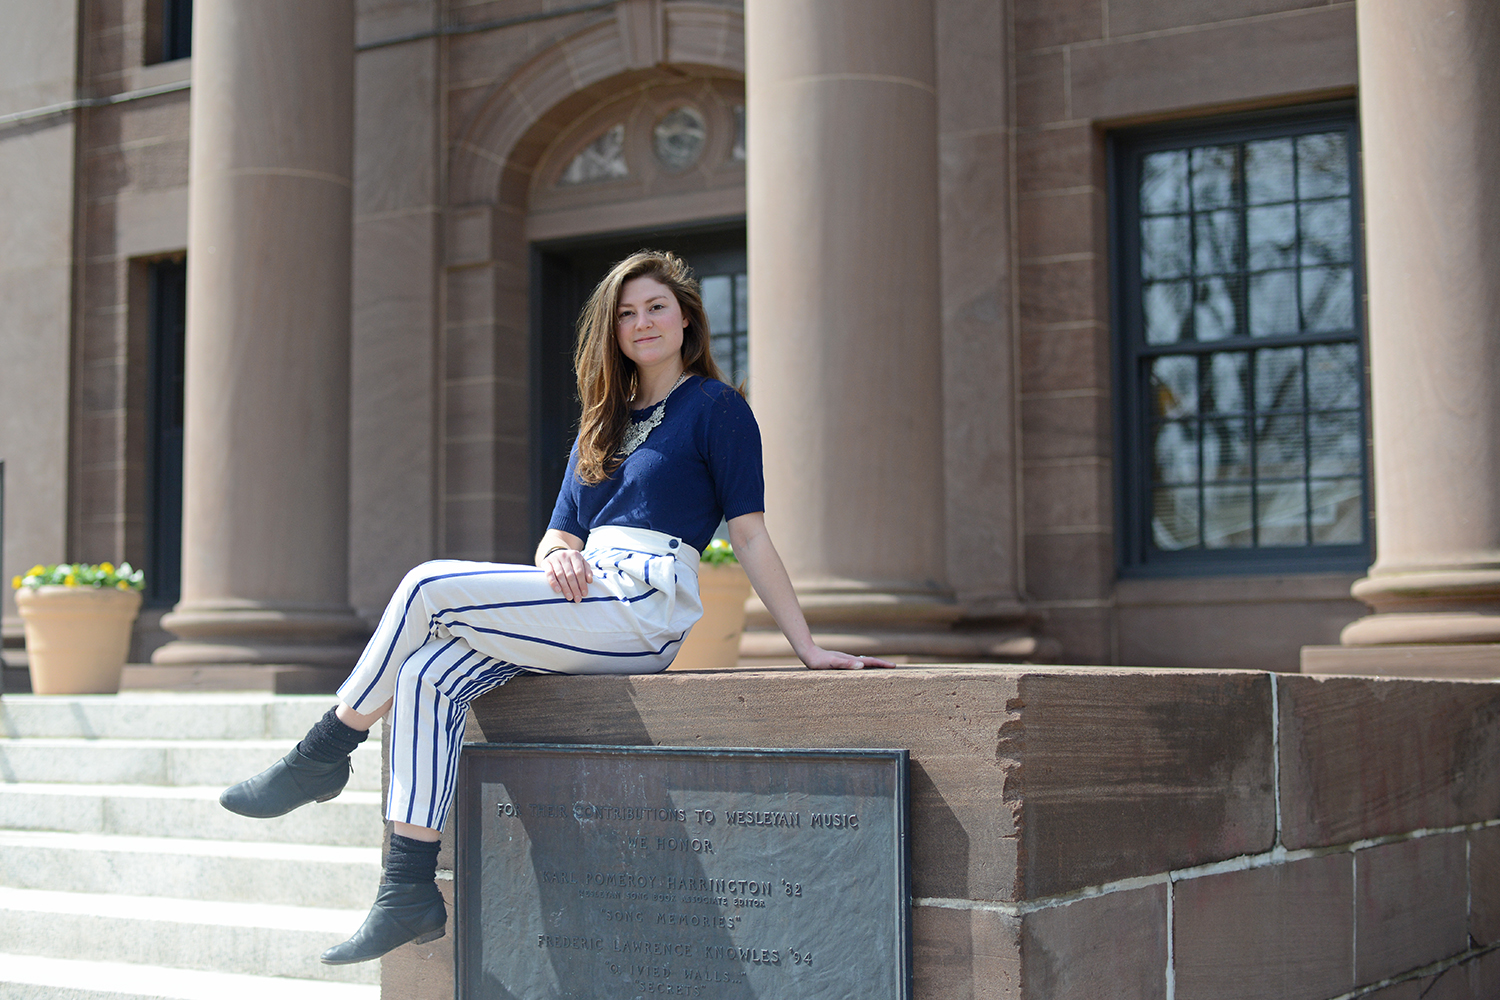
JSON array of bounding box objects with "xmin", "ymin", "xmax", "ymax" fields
[{"xmin": 543, "ymin": 548, "xmax": 593, "ymax": 603}]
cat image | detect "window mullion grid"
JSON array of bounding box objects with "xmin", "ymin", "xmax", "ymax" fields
[
  {"xmin": 729, "ymin": 275, "xmax": 740, "ymax": 378},
  {"xmin": 1123, "ymin": 110, "xmax": 1367, "ymax": 570},
  {"xmin": 1248, "ymin": 348, "xmax": 1260, "ymax": 548},
  {"xmin": 1186, "ymin": 148, "xmax": 1199, "ymax": 344},
  {"xmin": 1235, "ymin": 143, "xmax": 1250, "ymax": 343},
  {"xmin": 1293, "ymin": 138, "xmax": 1307, "ymax": 346},
  {"xmin": 1302, "ymin": 344, "xmax": 1314, "ymax": 545},
  {"xmin": 1196, "ymin": 354, "xmax": 1207, "ymax": 549},
  {"xmin": 1236, "ymin": 143, "xmax": 1259, "ymax": 547},
  {"xmin": 728, "ymin": 276, "xmax": 737, "ymax": 343},
  {"xmin": 1135, "ymin": 328, "xmax": 1351, "ymax": 358},
  {"xmin": 1141, "ymin": 357, "xmax": 1156, "ymax": 560},
  {"xmin": 1187, "ymin": 149, "xmax": 1206, "ymax": 548},
  {"xmin": 739, "ymin": 274, "xmax": 749, "ymax": 380},
  {"xmin": 1289, "ymin": 141, "xmax": 1314, "ymax": 547}
]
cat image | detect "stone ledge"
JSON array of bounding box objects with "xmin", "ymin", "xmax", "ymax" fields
[
  {"xmin": 1301, "ymin": 643, "xmax": 1500, "ymax": 679},
  {"xmin": 1278, "ymin": 673, "xmax": 1500, "ymax": 848},
  {"xmin": 466, "ymin": 665, "xmax": 1275, "ymax": 902},
  {"xmin": 384, "ymin": 664, "xmax": 1500, "ymax": 999}
]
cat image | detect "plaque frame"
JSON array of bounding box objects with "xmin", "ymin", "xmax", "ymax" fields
[{"xmin": 455, "ymin": 743, "xmax": 911, "ymax": 1000}]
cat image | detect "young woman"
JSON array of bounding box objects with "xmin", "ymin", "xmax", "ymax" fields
[{"xmin": 218, "ymin": 250, "xmax": 893, "ymax": 965}]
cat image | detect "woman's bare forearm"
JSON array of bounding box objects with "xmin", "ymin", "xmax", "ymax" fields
[
  {"xmin": 727, "ymin": 513, "xmax": 816, "ymax": 660},
  {"xmin": 726, "ymin": 512, "xmax": 894, "ymax": 670}
]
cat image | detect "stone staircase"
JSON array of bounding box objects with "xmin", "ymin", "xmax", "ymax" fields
[{"xmin": 0, "ymin": 693, "xmax": 386, "ymax": 999}]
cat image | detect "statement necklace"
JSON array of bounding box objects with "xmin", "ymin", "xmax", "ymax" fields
[{"xmin": 618, "ymin": 372, "xmax": 689, "ymax": 458}]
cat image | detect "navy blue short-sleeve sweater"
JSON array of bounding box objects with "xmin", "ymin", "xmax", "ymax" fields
[{"xmin": 548, "ymin": 376, "xmax": 765, "ymax": 553}]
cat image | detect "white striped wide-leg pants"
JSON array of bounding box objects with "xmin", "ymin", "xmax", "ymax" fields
[{"xmin": 336, "ymin": 526, "xmax": 702, "ymax": 831}]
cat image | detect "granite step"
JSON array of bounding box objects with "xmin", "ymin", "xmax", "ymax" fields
[
  {"xmin": 0, "ymin": 693, "xmax": 378, "ymax": 743},
  {"xmin": 0, "ymin": 738, "xmax": 385, "ymax": 790},
  {"xmin": 0, "ymin": 782, "xmax": 384, "ymax": 846},
  {"xmin": 0, "ymin": 830, "xmax": 380, "ymax": 908},
  {"xmin": 0, "ymin": 953, "xmax": 378, "ymax": 1000},
  {"xmin": 0, "ymin": 887, "xmax": 381, "ymax": 985},
  {"xmin": 0, "ymin": 693, "xmax": 390, "ymax": 998}
]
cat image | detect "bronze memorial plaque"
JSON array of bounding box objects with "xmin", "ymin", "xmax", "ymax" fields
[{"xmin": 456, "ymin": 744, "xmax": 910, "ymax": 1000}]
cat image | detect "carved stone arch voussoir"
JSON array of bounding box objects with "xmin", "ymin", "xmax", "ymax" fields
[{"xmin": 448, "ymin": 1, "xmax": 745, "ymax": 210}]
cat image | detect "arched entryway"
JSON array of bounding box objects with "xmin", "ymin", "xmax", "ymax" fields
[
  {"xmin": 531, "ymin": 225, "xmax": 746, "ymax": 538},
  {"xmin": 527, "ymin": 72, "xmax": 746, "ymax": 537},
  {"xmin": 443, "ymin": 5, "xmax": 745, "ymax": 560}
]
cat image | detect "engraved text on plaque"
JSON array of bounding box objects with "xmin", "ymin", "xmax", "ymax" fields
[{"xmin": 456, "ymin": 744, "xmax": 910, "ymax": 999}]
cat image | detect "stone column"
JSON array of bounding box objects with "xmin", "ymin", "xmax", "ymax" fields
[
  {"xmin": 154, "ymin": 0, "xmax": 366, "ymax": 680},
  {"xmin": 1304, "ymin": 0, "xmax": 1500, "ymax": 676},
  {"xmin": 744, "ymin": 0, "xmax": 959, "ymax": 652}
]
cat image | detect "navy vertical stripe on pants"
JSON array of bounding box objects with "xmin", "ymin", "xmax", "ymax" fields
[{"xmin": 337, "ymin": 526, "xmax": 702, "ymax": 830}]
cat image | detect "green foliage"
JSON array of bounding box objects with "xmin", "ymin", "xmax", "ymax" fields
[
  {"xmin": 13, "ymin": 561, "xmax": 145, "ymax": 592},
  {"xmin": 700, "ymin": 539, "xmax": 738, "ymax": 566}
]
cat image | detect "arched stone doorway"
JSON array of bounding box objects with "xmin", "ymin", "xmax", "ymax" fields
[
  {"xmin": 443, "ymin": 5, "xmax": 744, "ymax": 562},
  {"xmin": 528, "ymin": 74, "xmax": 747, "ymax": 538}
]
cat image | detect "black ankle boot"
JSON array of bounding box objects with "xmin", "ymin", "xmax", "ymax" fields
[
  {"xmin": 320, "ymin": 881, "xmax": 446, "ymax": 965},
  {"xmin": 219, "ymin": 748, "xmax": 351, "ymax": 818}
]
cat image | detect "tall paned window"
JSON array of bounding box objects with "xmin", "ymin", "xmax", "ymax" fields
[
  {"xmin": 700, "ymin": 270, "xmax": 748, "ymax": 387},
  {"xmin": 1113, "ymin": 106, "xmax": 1369, "ymax": 574},
  {"xmin": 147, "ymin": 259, "xmax": 187, "ymax": 606}
]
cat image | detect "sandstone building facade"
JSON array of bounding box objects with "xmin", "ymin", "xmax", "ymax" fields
[{"xmin": 1, "ymin": 0, "xmax": 1494, "ymax": 681}]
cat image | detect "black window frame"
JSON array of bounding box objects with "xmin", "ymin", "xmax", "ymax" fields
[
  {"xmin": 1110, "ymin": 102, "xmax": 1372, "ymax": 577},
  {"xmin": 145, "ymin": 0, "xmax": 193, "ymax": 64},
  {"xmin": 145, "ymin": 257, "xmax": 187, "ymax": 607}
]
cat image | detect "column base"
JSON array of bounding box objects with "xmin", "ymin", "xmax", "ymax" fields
[
  {"xmin": 1340, "ymin": 611, "xmax": 1500, "ymax": 646},
  {"xmin": 739, "ymin": 626, "xmax": 1058, "ymax": 663},
  {"xmin": 1300, "ymin": 643, "xmax": 1500, "ymax": 680},
  {"xmin": 742, "ymin": 586, "xmax": 1054, "ymax": 662},
  {"xmin": 1342, "ymin": 569, "xmax": 1500, "ymax": 645},
  {"xmin": 122, "ymin": 663, "xmax": 349, "ymax": 693},
  {"xmin": 155, "ymin": 603, "xmax": 369, "ymax": 670},
  {"xmin": 151, "ymin": 639, "xmax": 366, "ymax": 669},
  {"xmin": 746, "ymin": 587, "xmax": 967, "ymax": 629}
]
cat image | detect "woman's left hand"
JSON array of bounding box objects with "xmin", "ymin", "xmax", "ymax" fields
[{"xmin": 800, "ymin": 647, "xmax": 897, "ymax": 670}]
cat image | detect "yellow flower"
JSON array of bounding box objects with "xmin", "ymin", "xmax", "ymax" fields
[
  {"xmin": 27, "ymin": 565, "xmax": 43, "ymax": 577},
  {"xmin": 116, "ymin": 580, "xmax": 130, "ymax": 591},
  {"xmin": 10, "ymin": 576, "xmax": 20, "ymax": 590},
  {"xmin": 63, "ymin": 574, "xmax": 77, "ymax": 587},
  {"xmin": 100, "ymin": 562, "xmax": 115, "ymax": 574}
]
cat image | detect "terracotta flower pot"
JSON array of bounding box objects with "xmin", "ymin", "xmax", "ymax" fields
[
  {"xmin": 15, "ymin": 585, "xmax": 142, "ymax": 695},
  {"xmin": 671, "ymin": 562, "xmax": 751, "ymax": 670}
]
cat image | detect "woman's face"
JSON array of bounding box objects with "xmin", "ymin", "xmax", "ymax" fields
[{"xmin": 615, "ymin": 275, "xmax": 688, "ymax": 372}]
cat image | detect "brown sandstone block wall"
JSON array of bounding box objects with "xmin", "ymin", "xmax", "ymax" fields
[
  {"xmin": 383, "ymin": 666, "xmax": 1500, "ymax": 999},
  {"xmin": 64, "ymin": 0, "xmax": 193, "ymax": 663},
  {"xmin": 1009, "ymin": 0, "xmax": 1366, "ymax": 668},
  {"xmin": 1278, "ymin": 675, "xmax": 1500, "ymax": 847}
]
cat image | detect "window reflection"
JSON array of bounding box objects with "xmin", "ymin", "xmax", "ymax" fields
[
  {"xmin": 1128, "ymin": 120, "xmax": 1365, "ymax": 561},
  {"xmin": 702, "ymin": 271, "xmax": 749, "ymax": 387},
  {"xmin": 1143, "ymin": 340, "xmax": 1364, "ymax": 552},
  {"xmin": 1136, "ymin": 128, "xmax": 1358, "ymax": 345}
]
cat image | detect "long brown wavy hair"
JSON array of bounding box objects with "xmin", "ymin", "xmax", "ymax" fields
[{"xmin": 572, "ymin": 250, "xmax": 728, "ymax": 484}]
